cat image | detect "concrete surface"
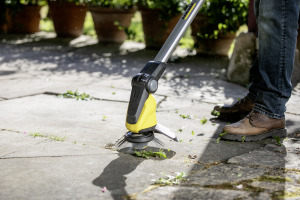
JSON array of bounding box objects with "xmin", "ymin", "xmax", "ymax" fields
[{"xmin": 0, "ymin": 32, "xmax": 299, "ymax": 200}]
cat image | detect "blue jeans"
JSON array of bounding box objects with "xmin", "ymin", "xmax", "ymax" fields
[{"xmin": 248, "ymin": 0, "xmax": 299, "ymax": 119}]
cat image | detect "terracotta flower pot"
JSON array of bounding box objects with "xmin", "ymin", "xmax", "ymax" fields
[
  {"xmin": 193, "ymin": 33, "xmax": 236, "ymax": 56},
  {"xmin": 89, "ymin": 7, "xmax": 135, "ymax": 43},
  {"xmin": 140, "ymin": 9, "xmax": 181, "ymax": 49},
  {"xmin": 48, "ymin": 1, "xmax": 87, "ymax": 38},
  {"xmin": 6, "ymin": 6, "xmax": 41, "ymax": 34},
  {"xmin": 191, "ymin": 15, "xmax": 236, "ymax": 56}
]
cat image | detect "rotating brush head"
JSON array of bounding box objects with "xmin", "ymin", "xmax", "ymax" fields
[{"xmin": 116, "ymin": 131, "xmax": 165, "ymax": 154}]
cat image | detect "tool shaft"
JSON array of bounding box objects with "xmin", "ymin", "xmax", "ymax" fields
[{"xmin": 154, "ymin": 0, "xmax": 206, "ymax": 63}]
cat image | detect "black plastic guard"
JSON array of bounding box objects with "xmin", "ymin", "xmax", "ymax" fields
[{"xmin": 126, "ymin": 61, "xmax": 167, "ymax": 125}]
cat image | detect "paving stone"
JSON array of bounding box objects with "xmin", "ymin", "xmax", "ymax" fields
[
  {"xmin": 185, "ymin": 164, "xmax": 267, "ymax": 186},
  {"xmin": 137, "ymin": 186, "xmax": 271, "ymax": 200},
  {"xmin": 0, "ymin": 94, "xmax": 128, "ymax": 148},
  {"xmin": 1, "ymin": 33, "xmax": 300, "ymax": 200},
  {"xmin": 0, "ymin": 130, "xmax": 113, "ymax": 158},
  {"xmin": 250, "ymin": 181, "xmax": 286, "ymax": 192},
  {"xmin": 228, "ymin": 143, "xmax": 300, "ymax": 169},
  {"xmin": 0, "ymin": 152, "xmax": 192, "ymax": 200}
]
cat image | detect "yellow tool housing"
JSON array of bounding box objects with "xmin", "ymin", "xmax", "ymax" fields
[{"xmin": 126, "ymin": 94, "xmax": 157, "ymax": 133}]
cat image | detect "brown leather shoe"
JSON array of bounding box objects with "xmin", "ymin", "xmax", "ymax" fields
[
  {"xmin": 211, "ymin": 96, "xmax": 254, "ymax": 122},
  {"xmin": 220, "ymin": 110, "xmax": 287, "ymax": 141}
]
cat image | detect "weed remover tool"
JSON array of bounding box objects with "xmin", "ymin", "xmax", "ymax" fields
[{"xmin": 117, "ymin": 0, "xmax": 206, "ymax": 151}]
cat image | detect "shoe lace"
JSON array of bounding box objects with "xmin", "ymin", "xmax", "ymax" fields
[{"xmin": 246, "ymin": 111, "xmax": 260, "ymax": 122}]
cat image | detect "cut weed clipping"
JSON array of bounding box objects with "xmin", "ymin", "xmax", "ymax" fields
[
  {"xmin": 59, "ymin": 90, "xmax": 93, "ymax": 101},
  {"xmin": 134, "ymin": 149, "xmax": 167, "ymax": 159},
  {"xmin": 154, "ymin": 172, "xmax": 188, "ymax": 185}
]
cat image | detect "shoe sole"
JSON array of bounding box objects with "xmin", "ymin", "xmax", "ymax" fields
[{"xmin": 220, "ymin": 128, "xmax": 287, "ymax": 142}]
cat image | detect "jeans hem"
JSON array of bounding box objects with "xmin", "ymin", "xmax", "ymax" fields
[{"xmin": 253, "ymin": 106, "xmax": 285, "ymax": 119}]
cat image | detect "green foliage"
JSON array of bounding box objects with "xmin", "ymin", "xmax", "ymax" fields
[
  {"xmin": 83, "ymin": 12, "xmax": 96, "ymax": 36},
  {"xmin": 196, "ymin": 0, "xmax": 249, "ymax": 39},
  {"xmin": 117, "ymin": 12, "xmax": 144, "ymax": 42},
  {"xmin": 137, "ymin": 0, "xmax": 189, "ymax": 21},
  {"xmin": 47, "ymin": 0, "xmax": 87, "ymax": 5},
  {"xmin": 4, "ymin": 0, "xmax": 47, "ymax": 6},
  {"xmin": 86, "ymin": 0, "xmax": 137, "ymax": 8}
]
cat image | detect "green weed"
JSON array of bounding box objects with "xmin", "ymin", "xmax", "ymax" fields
[
  {"xmin": 29, "ymin": 132, "xmax": 45, "ymax": 138},
  {"xmin": 60, "ymin": 90, "xmax": 93, "ymax": 101},
  {"xmin": 29, "ymin": 132, "xmax": 65, "ymax": 142},
  {"xmin": 200, "ymin": 117, "xmax": 208, "ymax": 125},
  {"xmin": 211, "ymin": 110, "xmax": 220, "ymax": 116},
  {"xmin": 155, "ymin": 172, "xmax": 187, "ymax": 185},
  {"xmin": 272, "ymin": 136, "xmax": 282, "ymax": 146},
  {"xmin": 255, "ymin": 175, "xmax": 292, "ymax": 183},
  {"xmin": 180, "ymin": 114, "xmax": 192, "ymax": 119},
  {"xmin": 49, "ymin": 135, "xmax": 66, "ymax": 142},
  {"xmin": 241, "ymin": 136, "xmax": 246, "ymax": 143},
  {"xmin": 216, "ymin": 132, "xmax": 228, "ymax": 143},
  {"xmin": 134, "ymin": 149, "xmax": 167, "ymax": 159}
]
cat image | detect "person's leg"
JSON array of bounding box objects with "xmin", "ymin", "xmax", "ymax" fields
[
  {"xmin": 211, "ymin": 1, "xmax": 259, "ymax": 122},
  {"xmin": 252, "ymin": 0, "xmax": 299, "ymax": 119},
  {"xmin": 221, "ymin": 0, "xmax": 299, "ymax": 141}
]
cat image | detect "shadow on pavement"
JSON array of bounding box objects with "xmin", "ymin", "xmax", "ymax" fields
[
  {"xmin": 92, "ymin": 148, "xmax": 176, "ymax": 200},
  {"xmin": 92, "ymin": 153, "xmax": 143, "ymax": 200}
]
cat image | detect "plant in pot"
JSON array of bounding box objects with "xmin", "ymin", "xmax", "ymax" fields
[
  {"xmin": 191, "ymin": 0, "xmax": 249, "ymax": 56},
  {"xmin": 1, "ymin": 0, "xmax": 46, "ymax": 34},
  {"xmin": 137, "ymin": 0, "xmax": 189, "ymax": 49},
  {"xmin": 47, "ymin": 0, "xmax": 88, "ymax": 38},
  {"xmin": 86, "ymin": 0, "xmax": 137, "ymax": 43}
]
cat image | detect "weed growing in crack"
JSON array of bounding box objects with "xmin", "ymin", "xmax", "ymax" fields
[
  {"xmin": 275, "ymin": 188, "xmax": 300, "ymax": 199},
  {"xmin": 241, "ymin": 136, "xmax": 246, "ymax": 143},
  {"xmin": 272, "ymin": 136, "xmax": 282, "ymax": 146},
  {"xmin": 29, "ymin": 132, "xmax": 66, "ymax": 142},
  {"xmin": 216, "ymin": 131, "xmax": 228, "ymax": 143},
  {"xmin": 49, "ymin": 135, "xmax": 66, "ymax": 142},
  {"xmin": 29, "ymin": 132, "xmax": 45, "ymax": 138}
]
